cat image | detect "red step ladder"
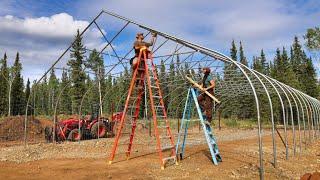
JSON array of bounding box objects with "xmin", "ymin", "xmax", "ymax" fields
[{"xmin": 108, "ymin": 48, "xmax": 177, "ymax": 169}]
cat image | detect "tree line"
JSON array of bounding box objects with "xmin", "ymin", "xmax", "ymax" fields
[{"xmin": 0, "ymin": 29, "xmax": 319, "ymax": 122}]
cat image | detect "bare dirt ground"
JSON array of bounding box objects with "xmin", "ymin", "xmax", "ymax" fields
[{"xmin": 0, "ymin": 127, "xmax": 319, "ymax": 179}]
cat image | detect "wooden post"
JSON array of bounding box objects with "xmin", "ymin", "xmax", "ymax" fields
[{"xmin": 185, "ymin": 76, "xmax": 220, "ymax": 103}]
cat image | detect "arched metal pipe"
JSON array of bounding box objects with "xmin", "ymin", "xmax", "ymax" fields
[
  {"xmin": 238, "ymin": 64, "xmax": 277, "ymax": 167},
  {"xmin": 267, "ymin": 79, "xmax": 293, "ymax": 158},
  {"xmin": 251, "ymin": 70, "xmax": 289, "ymax": 160},
  {"xmin": 280, "ymin": 84, "xmax": 301, "ymax": 156}
]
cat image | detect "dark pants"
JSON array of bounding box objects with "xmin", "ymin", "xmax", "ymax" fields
[{"xmin": 197, "ymin": 89, "xmax": 214, "ymax": 123}]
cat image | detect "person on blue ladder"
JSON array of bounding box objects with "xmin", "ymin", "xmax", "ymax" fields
[{"xmin": 197, "ymin": 67, "xmax": 215, "ymax": 123}]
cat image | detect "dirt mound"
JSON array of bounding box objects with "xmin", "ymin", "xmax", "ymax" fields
[{"xmin": 0, "ymin": 116, "xmax": 53, "ymax": 142}]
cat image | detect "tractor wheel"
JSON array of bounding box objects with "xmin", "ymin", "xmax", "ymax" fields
[
  {"xmin": 67, "ymin": 129, "xmax": 82, "ymax": 141},
  {"xmin": 91, "ymin": 121, "xmax": 107, "ymax": 138}
]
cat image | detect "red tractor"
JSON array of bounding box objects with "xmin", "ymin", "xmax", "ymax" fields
[{"xmin": 45, "ymin": 112, "xmax": 123, "ymax": 142}]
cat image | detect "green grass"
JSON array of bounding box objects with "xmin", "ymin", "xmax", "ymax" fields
[{"xmin": 224, "ymin": 118, "xmax": 240, "ymax": 128}]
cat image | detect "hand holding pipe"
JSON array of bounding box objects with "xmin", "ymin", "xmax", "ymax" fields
[{"xmin": 185, "ymin": 76, "xmax": 221, "ymax": 104}]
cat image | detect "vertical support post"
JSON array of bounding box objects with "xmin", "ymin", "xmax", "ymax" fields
[{"xmin": 218, "ymin": 110, "xmax": 221, "ymax": 130}]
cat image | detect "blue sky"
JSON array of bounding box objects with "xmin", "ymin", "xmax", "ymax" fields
[{"xmin": 0, "ymin": 0, "xmax": 319, "ymax": 81}]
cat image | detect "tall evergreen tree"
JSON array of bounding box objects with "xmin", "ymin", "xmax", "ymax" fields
[
  {"xmin": 25, "ymin": 78, "xmax": 31, "ymax": 115},
  {"xmin": 11, "ymin": 52, "xmax": 25, "ymax": 115},
  {"xmin": 48, "ymin": 69, "xmax": 59, "ymax": 114},
  {"xmin": 239, "ymin": 41, "xmax": 248, "ymax": 66},
  {"xmin": 230, "ymin": 40, "xmax": 237, "ymax": 61},
  {"xmin": 59, "ymin": 69, "xmax": 72, "ymax": 114},
  {"xmin": 67, "ymin": 30, "xmax": 86, "ymax": 114},
  {"xmin": 260, "ymin": 49, "xmax": 269, "ymax": 75},
  {"xmin": 0, "ymin": 53, "xmax": 9, "ymax": 116}
]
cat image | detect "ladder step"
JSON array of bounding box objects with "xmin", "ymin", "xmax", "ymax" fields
[
  {"xmin": 128, "ymin": 106, "xmax": 138, "ymax": 109},
  {"xmin": 161, "ymin": 145, "xmax": 174, "ymax": 151},
  {"xmin": 153, "ymin": 96, "xmax": 162, "ymax": 99},
  {"xmin": 150, "ymin": 85, "xmax": 159, "ymax": 89},
  {"xmin": 159, "ymin": 135, "xmax": 171, "ymax": 139},
  {"xmin": 184, "ymin": 119, "xmax": 200, "ymax": 122},
  {"xmin": 158, "ymin": 125, "xmax": 168, "ymax": 128},
  {"xmin": 137, "ymin": 68, "xmax": 145, "ymax": 71},
  {"xmin": 154, "ymin": 105, "xmax": 164, "ymax": 108},
  {"xmin": 162, "ymin": 156, "xmax": 176, "ymax": 162},
  {"xmin": 203, "ymin": 121, "xmax": 211, "ymax": 126},
  {"xmin": 157, "ymin": 116, "xmax": 167, "ymax": 118}
]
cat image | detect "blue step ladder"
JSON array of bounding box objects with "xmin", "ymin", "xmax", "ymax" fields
[{"xmin": 175, "ymin": 87, "xmax": 222, "ymax": 165}]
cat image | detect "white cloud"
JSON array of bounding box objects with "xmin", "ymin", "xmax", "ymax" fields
[
  {"xmin": 0, "ymin": 13, "xmax": 105, "ymax": 82},
  {"xmin": 75, "ymin": 0, "xmax": 320, "ymax": 58},
  {"xmin": 1, "ymin": 13, "xmax": 88, "ymax": 39},
  {"xmin": 0, "ymin": 0, "xmax": 319, "ymax": 82}
]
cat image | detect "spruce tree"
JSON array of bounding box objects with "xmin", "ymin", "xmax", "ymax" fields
[
  {"xmin": 300, "ymin": 56, "xmax": 318, "ymax": 97},
  {"xmin": 11, "ymin": 52, "xmax": 25, "ymax": 115},
  {"xmin": 230, "ymin": 40, "xmax": 237, "ymax": 61},
  {"xmin": 239, "ymin": 41, "xmax": 248, "ymax": 66},
  {"xmin": 48, "ymin": 69, "xmax": 59, "ymax": 114},
  {"xmin": 86, "ymin": 49, "xmax": 106, "ymax": 106},
  {"xmin": 260, "ymin": 49, "xmax": 268, "ymax": 75},
  {"xmin": 0, "ymin": 53, "xmax": 9, "ymax": 116},
  {"xmin": 59, "ymin": 69, "xmax": 72, "ymax": 114},
  {"xmin": 25, "ymin": 78, "xmax": 31, "ymax": 115},
  {"xmin": 67, "ymin": 30, "xmax": 86, "ymax": 114}
]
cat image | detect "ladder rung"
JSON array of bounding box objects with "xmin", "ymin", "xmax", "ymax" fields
[
  {"xmin": 150, "ymin": 85, "xmax": 159, "ymax": 89},
  {"xmin": 184, "ymin": 119, "xmax": 200, "ymax": 122},
  {"xmin": 203, "ymin": 121, "xmax": 211, "ymax": 126},
  {"xmin": 162, "ymin": 156, "xmax": 176, "ymax": 162},
  {"xmin": 153, "ymin": 96, "xmax": 162, "ymax": 99},
  {"xmin": 160, "ymin": 135, "xmax": 171, "ymax": 139},
  {"xmin": 158, "ymin": 125, "xmax": 168, "ymax": 128},
  {"xmin": 157, "ymin": 115, "xmax": 167, "ymax": 118},
  {"xmin": 128, "ymin": 106, "xmax": 138, "ymax": 109},
  {"xmin": 161, "ymin": 145, "xmax": 174, "ymax": 151},
  {"xmin": 136, "ymin": 86, "xmax": 144, "ymax": 90},
  {"xmin": 154, "ymin": 105, "xmax": 164, "ymax": 108},
  {"xmin": 137, "ymin": 68, "xmax": 145, "ymax": 71}
]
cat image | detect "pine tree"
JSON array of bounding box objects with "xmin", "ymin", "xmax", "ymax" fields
[
  {"xmin": 239, "ymin": 41, "xmax": 248, "ymax": 66},
  {"xmin": 11, "ymin": 52, "xmax": 25, "ymax": 115},
  {"xmin": 260, "ymin": 49, "xmax": 268, "ymax": 75},
  {"xmin": 300, "ymin": 56, "xmax": 318, "ymax": 97},
  {"xmin": 86, "ymin": 49, "xmax": 106, "ymax": 109},
  {"xmin": 222, "ymin": 40, "xmax": 239, "ymax": 118},
  {"xmin": 48, "ymin": 69, "xmax": 59, "ymax": 114},
  {"xmin": 253, "ymin": 56, "xmax": 263, "ymax": 73},
  {"xmin": 67, "ymin": 30, "xmax": 86, "ymax": 114},
  {"xmin": 59, "ymin": 69, "xmax": 72, "ymax": 114},
  {"xmin": 25, "ymin": 78, "xmax": 31, "ymax": 115},
  {"xmin": 0, "ymin": 53, "xmax": 9, "ymax": 116},
  {"xmin": 39, "ymin": 75, "xmax": 49, "ymax": 115},
  {"xmin": 230, "ymin": 40, "xmax": 237, "ymax": 61}
]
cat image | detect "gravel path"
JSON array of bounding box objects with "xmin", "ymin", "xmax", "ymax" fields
[{"xmin": 0, "ymin": 128, "xmax": 271, "ymax": 163}]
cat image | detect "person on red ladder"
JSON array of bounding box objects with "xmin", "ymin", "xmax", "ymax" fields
[
  {"xmin": 130, "ymin": 32, "xmax": 157, "ymax": 69},
  {"xmin": 197, "ymin": 67, "xmax": 216, "ymax": 123}
]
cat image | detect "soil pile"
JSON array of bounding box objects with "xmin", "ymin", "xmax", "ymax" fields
[{"xmin": 0, "ymin": 116, "xmax": 52, "ymax": 141}]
